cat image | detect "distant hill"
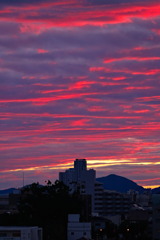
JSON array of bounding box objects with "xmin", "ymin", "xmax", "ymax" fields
[
  {"xmin": 152, "ymin": 187, "xmax": 160, "ymax": 194},
  {"xmin": 0, "ymin": 188, "xmax": 17, "ymax": 195},
  {"xmin": 96, "ymin": 174, "xmax": 145, "ymax": 193}
]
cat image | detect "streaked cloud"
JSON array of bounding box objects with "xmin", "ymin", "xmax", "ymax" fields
[{"xmin": 0, "ymin": 0, "xmax": 159, "ymax": 189}]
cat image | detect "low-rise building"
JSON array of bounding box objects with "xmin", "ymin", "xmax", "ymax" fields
[
  {"xmin": 0, "ymin": 195, "xmax": 9, "ymax": 214},
  {"xmin": 102, "ymin": 190, "xmax": 131, "ymax": 217},
  {"xmin": 67, "ymin": 214, "xmax": 91, "ymax": 240},
  {"xmin": 152, "ymin": 194, "xmax": 160, "ymax": 240},
  {"xmin": 0, "ymin": 226, "xmax": 42, "ymax": 240},
  {"xmin": 0, "ymin": 191, "xmax": 20, "ymax": 214}
]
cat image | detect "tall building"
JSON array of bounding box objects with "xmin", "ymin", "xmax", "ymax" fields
[
  {"xmin": 59, "ymin": 159, "xmax": 132, "ymax": 218},
  {"xmin": 59, "ymin": 159, "xmax": 96, "ymax": 212}
]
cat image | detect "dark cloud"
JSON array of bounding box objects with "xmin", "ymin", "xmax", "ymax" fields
[
  {"xmin": 0, "ymin": 0, "xmax": 52, "ymax": 7},
  {"xmin": 86, "ymin": 0, "xmax": 152, "ymax": 4}
]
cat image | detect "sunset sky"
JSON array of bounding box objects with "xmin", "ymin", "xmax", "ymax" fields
[{"xmin": 0, "ymin": 0, "xmax": 160, "ymax": 189}]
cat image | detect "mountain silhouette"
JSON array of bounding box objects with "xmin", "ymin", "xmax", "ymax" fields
[
  {"xmin": 152, "ymin": 187, "xmax": 160, "ymax": 194},
  {"xmin": 0, "ymin": 176, "xmax": 159, "ymax": 194},
  {"xmin": 0, "ymin": 188, "xmax": 17, "ymax": 195},
  {"xmin": 96, "ymin": 174, "xmax": 145, "ymax": 193}
]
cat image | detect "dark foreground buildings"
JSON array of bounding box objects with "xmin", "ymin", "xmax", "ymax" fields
[{"xmin": 0, "ymin": 159, "xmax": 159, "ymax": 240}]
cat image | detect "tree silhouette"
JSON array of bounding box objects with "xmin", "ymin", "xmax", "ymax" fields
[{"xmin": 0, "ymin": 180, "xmax": 83, "ymax": 240}]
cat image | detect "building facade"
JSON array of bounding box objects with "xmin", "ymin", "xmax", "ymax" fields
[
  {"xmin": 67, "ymin": 214, "xmax": 91, "ymax": 240},
  {"xmin": 0, "ymin": 226, "xmax": 42, "ymax": 240},
  {"xmin": 59, "ymin": 159, "xmax": 95, "ymax": 212},
  {"xmin": 102, "ymin": 190, "xmax": 131, "ymax": 217},
  {"xmin": 152, "ymin": 194, "xmax": 160, "ymax": 240}
]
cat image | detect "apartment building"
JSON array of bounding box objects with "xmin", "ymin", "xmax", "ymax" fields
[{"xmin": 59, "ymin": 159, "xmax": 133, "ymax": 219}]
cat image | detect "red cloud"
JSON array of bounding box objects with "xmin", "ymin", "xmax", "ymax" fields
[
  {"xmin": 136, "ymin": 95, "xmax": 160, "ymax": 102},
  {"xmin": 0, "ymin": 1, "xmax": 159, "ymax": 32},
  {"xmin": 37, "ymin": 49, "xmax": 49, "ymax": 54},
  {"xmin": 125, "ymin": 86, "xmax": 153, "ymax": 90},
  {"xmin": 104, "ymin": 56, "xmax": 160, "ymax": 63},
  {"xmin": 90, "ymin": 66, "xmax": 160, "ymax": 76}
]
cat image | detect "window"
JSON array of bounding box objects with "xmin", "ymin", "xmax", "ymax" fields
[
  {"xmin": 95, "ymin": 223, "xmax": 100, "ymax": 226},
  {"xmin": 13, "ymin": 231, "xmax": 21, "ymax": 237}
]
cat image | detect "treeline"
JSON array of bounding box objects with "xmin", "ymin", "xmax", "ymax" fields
[{"xmin": 0, "ymin": 180, "xmax": 83, "ymax": 240}]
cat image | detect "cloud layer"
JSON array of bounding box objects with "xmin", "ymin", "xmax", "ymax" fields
[{"xmin": 0, "ymin": 0, "xmax": 160, "ymax": 189}]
